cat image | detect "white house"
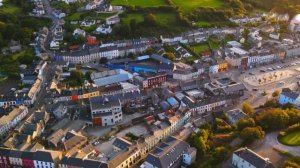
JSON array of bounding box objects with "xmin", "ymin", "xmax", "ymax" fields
[
  {"xmin": 232, "ymin": 148, "xmax": 275, "ymax": 168},
  {"xmin": 73, "ymin": 28, "xmax": 86, "ymax": 37},
  {"xmin": 269, "ymin": 32, "xmax": 280, "ymax": 40},
  {"xmin": 50, "ymin": 41, "xmax": 60, "ymax": 50},
  {"xmin": 96, "ymin": 24, "xmax": 112, "ymax": 34},
  {"xmin": 80, "ymin": 20, "xmax": 96, "ymax": 27}
]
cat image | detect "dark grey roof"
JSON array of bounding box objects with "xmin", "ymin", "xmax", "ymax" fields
[
  {"xmin": 112, "ymin": 138, "xmax": 132, "ymax": 150},
  {"xmin": 281, "ymin": 91, "xmax": 300, "ymax": 100},
  {"xmin": 90, "ymin": 99, "xmax": 120, "ymax": 111},
  {"xmin": 233, "ymin": 148, "xmax": 275, "ymax": 168},
  {"xmin": 145, "ymin": 136, "xmax": 189, "ymax": 168},
  {"xmin": 0, "ymin": 148, "xmax": 10, "ymax": 157},
  {"xmin": 21, "ymin": 151, "xmax": 34, "ymax": 160},
  {"xmin": 34, "ymin": 151, "xmax": 54, "ymax": 162}
]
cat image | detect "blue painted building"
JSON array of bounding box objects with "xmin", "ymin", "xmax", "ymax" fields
[{"xmin": 278, "ymin": 91, "xmax": 300, "ymax": 106}]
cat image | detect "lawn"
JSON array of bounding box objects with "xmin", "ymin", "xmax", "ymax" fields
[
  {"xmin": 172, "ymin": 0, "xmax": 223, "ymax": 13},
  {"xmin": 278, "ymin": 131, "xmax": 300, "ymax": 146},
  {"xmin": 189, "ymin": 43, "xmax": 210, "ymax": 54},
  {"xmin": 111, "ymin": 0, "xmax": 167, "ymax": 7},
  {"xmin": 65, "ymin": 11, "xmax": 116, "ymax": 21},
  {"xmin": 0, "ymin": 4, "xmax": 22, "ymax": 15},
  {"xmin": 122, "ymin": 12, "xmax": 179, "ymax": 26}
]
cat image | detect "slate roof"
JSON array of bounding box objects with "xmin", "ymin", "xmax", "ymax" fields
[
  {"xmin": 145, "ymin": 136, "xmax": 189, "ymax": 168},
  {"xmin": 0, "ymin": 148, "xmax": 11, "ymax": 157},
  {"xmin": 281, "ymin": 91, "xmax": 300, "ymax": 100},
  {"xmin": 233, "ymin": 148, "xmax": 275, "ymax": 168},
  {"xmin": 34, "ymin": 151, "xmax": 55, "ymax": 162},
  {"xmin": 90, "ymin": 99, "xmax": 121, "ymax": 111},
  {"xmin": 60, "ymin": 157, "xmax": 108, "ymax": 168},
  {"xmin": 112, "ymin": 137, "xmax": 132, "ymax": 150}
]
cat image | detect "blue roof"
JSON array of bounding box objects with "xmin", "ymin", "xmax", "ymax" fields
[
  {"xmin": 166, "ymin": 97, "xmax": 179, "ymax": 107},
  {"xmin": 160, "ymin": 101, "xmax": 171, "ymax": 110}
]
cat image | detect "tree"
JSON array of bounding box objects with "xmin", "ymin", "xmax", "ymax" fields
[
  {"xmin": 213, "ymin": 146, "xmax": 229, "ymax": 162},
  {"xmin": 240, "ymin": 126, "xmax": 265, "ymax": 142},
  {"xmin": 129, "ymin": 19, "xmax": 137, "ymax": 37},
  {"xmin": 283, "ymin": 160, "xmax": 300, "ymax": 168},
  {"xmin": 241, "ymin": 102, "xmax": 254, "ymax": 116},
  {"xmin": 258, "ymin": 79, "xmax": 261, "ymax": 84},
  {"xmin": 144, "ymin": 13, "xmax": 157, "ymax": 26},
  {"xmin": 236, "ymin": 118, "xmax": 255, "ymax": 131},
  {"xmin": 256, "ymin": 108, "xmax": 290, "ymax": 130},
  {"xmin": 99, "ymin": 57, "xmax": 108, "ymax": 64},
  {"xmin": 85, "ymin": 71, "xmax": 92, "ymax": 82},
  {"xmin": 282, "ymin": 103, "xmax": 296, "ymax": 109},
  {"xmin": 272, "ymin": 90, "xmax": 280, "ymax": 97},
  {"xmin": 164, "ymin": 52, "xmax": 176, "ymax": 60},
  {"xmin": 264, "ymin": 99, "xmax": 278, "ymax": 108}
]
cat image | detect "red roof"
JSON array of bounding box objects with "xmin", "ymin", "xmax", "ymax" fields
[
  {"xmin": 145, "ymin": 116, "xmax": 155, "ymax": 122},
  {"xmin": 165, "ymin": 110, "xmax": 173, "ymax": 115},
  {"xmin": 201, "ymin": 51, "xmax": 211, "ymax": 57},
  {"xmin": 69, "ymin": 45, "xmax": 79, "ymax": 50},
  {"xmin": 86, "ymin": 36, "xmax": 99, "ymax": 45}
]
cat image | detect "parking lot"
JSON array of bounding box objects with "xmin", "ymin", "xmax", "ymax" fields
[{"xmin": 240, "ymin": 60, "xmax": 300, "ymax": 87}]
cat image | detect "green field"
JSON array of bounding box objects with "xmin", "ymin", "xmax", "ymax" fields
[
  {"xmin": 0, "ymin": 4, "xmax": 22, "ymax": 15},
  {"xmin": 122, "ymin": 12, "xmax": 179, "ymax": 26},
  {"xmin": 278, "ymin": 131, "xmax": 300, "ymax": 146},
  {"xmin": 111, "ymin": 0, "xmax": 167, "ymax": 7},
  {"xmin": 172, "ymin": 0, "xmax": 223, "ymax": 13},
  {"xmin": 65, "ymin": 11, "xmax": 116, "ymax": 21},
  {"xmin": 189, "ymin": 43, "xmax": 210, "ymax": 54}
]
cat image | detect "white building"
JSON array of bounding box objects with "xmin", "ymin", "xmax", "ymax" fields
[
  {"xmin": 0, "ymin": 106, "xmax": 28, "ymax": 136},
  {"xmin": 232, "ymin": 148, "xmax": 275, "ymax": 168},
  {"xmin": 50, "ymin": 41, "xmax": 60, "ymax": 50},
  {"xmin": 96, "ymin": 24, "xmax": 112, "ymax": 34},
  {"xmin": 173, "ymin": 69, "xmax": 202, "ymax": 81},
  {"xmin": 53, "ymin": 104, "xmax": 68, "ymax": 119},
  {"xmin": 73, "ymin": 28, "xmax": 86, "ymax": 37},
  {"xmin": 90, "ymin": 99, "xmax": 122, "ymax": 126},
  {"xmin": 290, "ymin": 14, "xmax": 300, "ymax": 32}
]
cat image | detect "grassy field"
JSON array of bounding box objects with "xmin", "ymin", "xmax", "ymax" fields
[
  {"xmin": 172, "ymin": 0, "xmax": 223, "ymax": 13},
  {"xmin": 122, "ymin": 12, "xmax": 179, "ymax": 26},
  {"xmin": 111, "ymin": 0, "xmax": 167, "ymax": 7},
  {"xmin": 189, "ymin": 43, "xmax": 210, "ymax": 54},
  {"xmin": 278, "ymin": 131, "xmax": 300, "ymax": 146},
  {"xmin": 0, "ymin": 4, "xmax": 22, "ymax": 15},
  {"xmin": 65, "ymin": 11, "xmax": 116, "ymax": 21}
]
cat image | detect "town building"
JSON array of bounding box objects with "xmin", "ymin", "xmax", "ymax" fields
[
  {"xmin": 278, "ymin": 90, "xmax": 300, "ymax": 107},
  {"xmin": 140, "ymin": 136, "xmax": 191, "ymax": 168},
  {"xmin": 0, "ymin": 106, "xmax": 28, "ymax": 136},
  {"xmin": 232, "ymin": 147, "xmax": 275, "ymax": 168},
  {"xmin": 91, "ymin": 69, "xmax": 133, "ymax": 87},
  {"xmin": 90, "ymin": 98, "xmax": 122, "ymax": 126},
  {"xmin": 134, "ymin": 72, "xmax": 167, "ymax": 90}
]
